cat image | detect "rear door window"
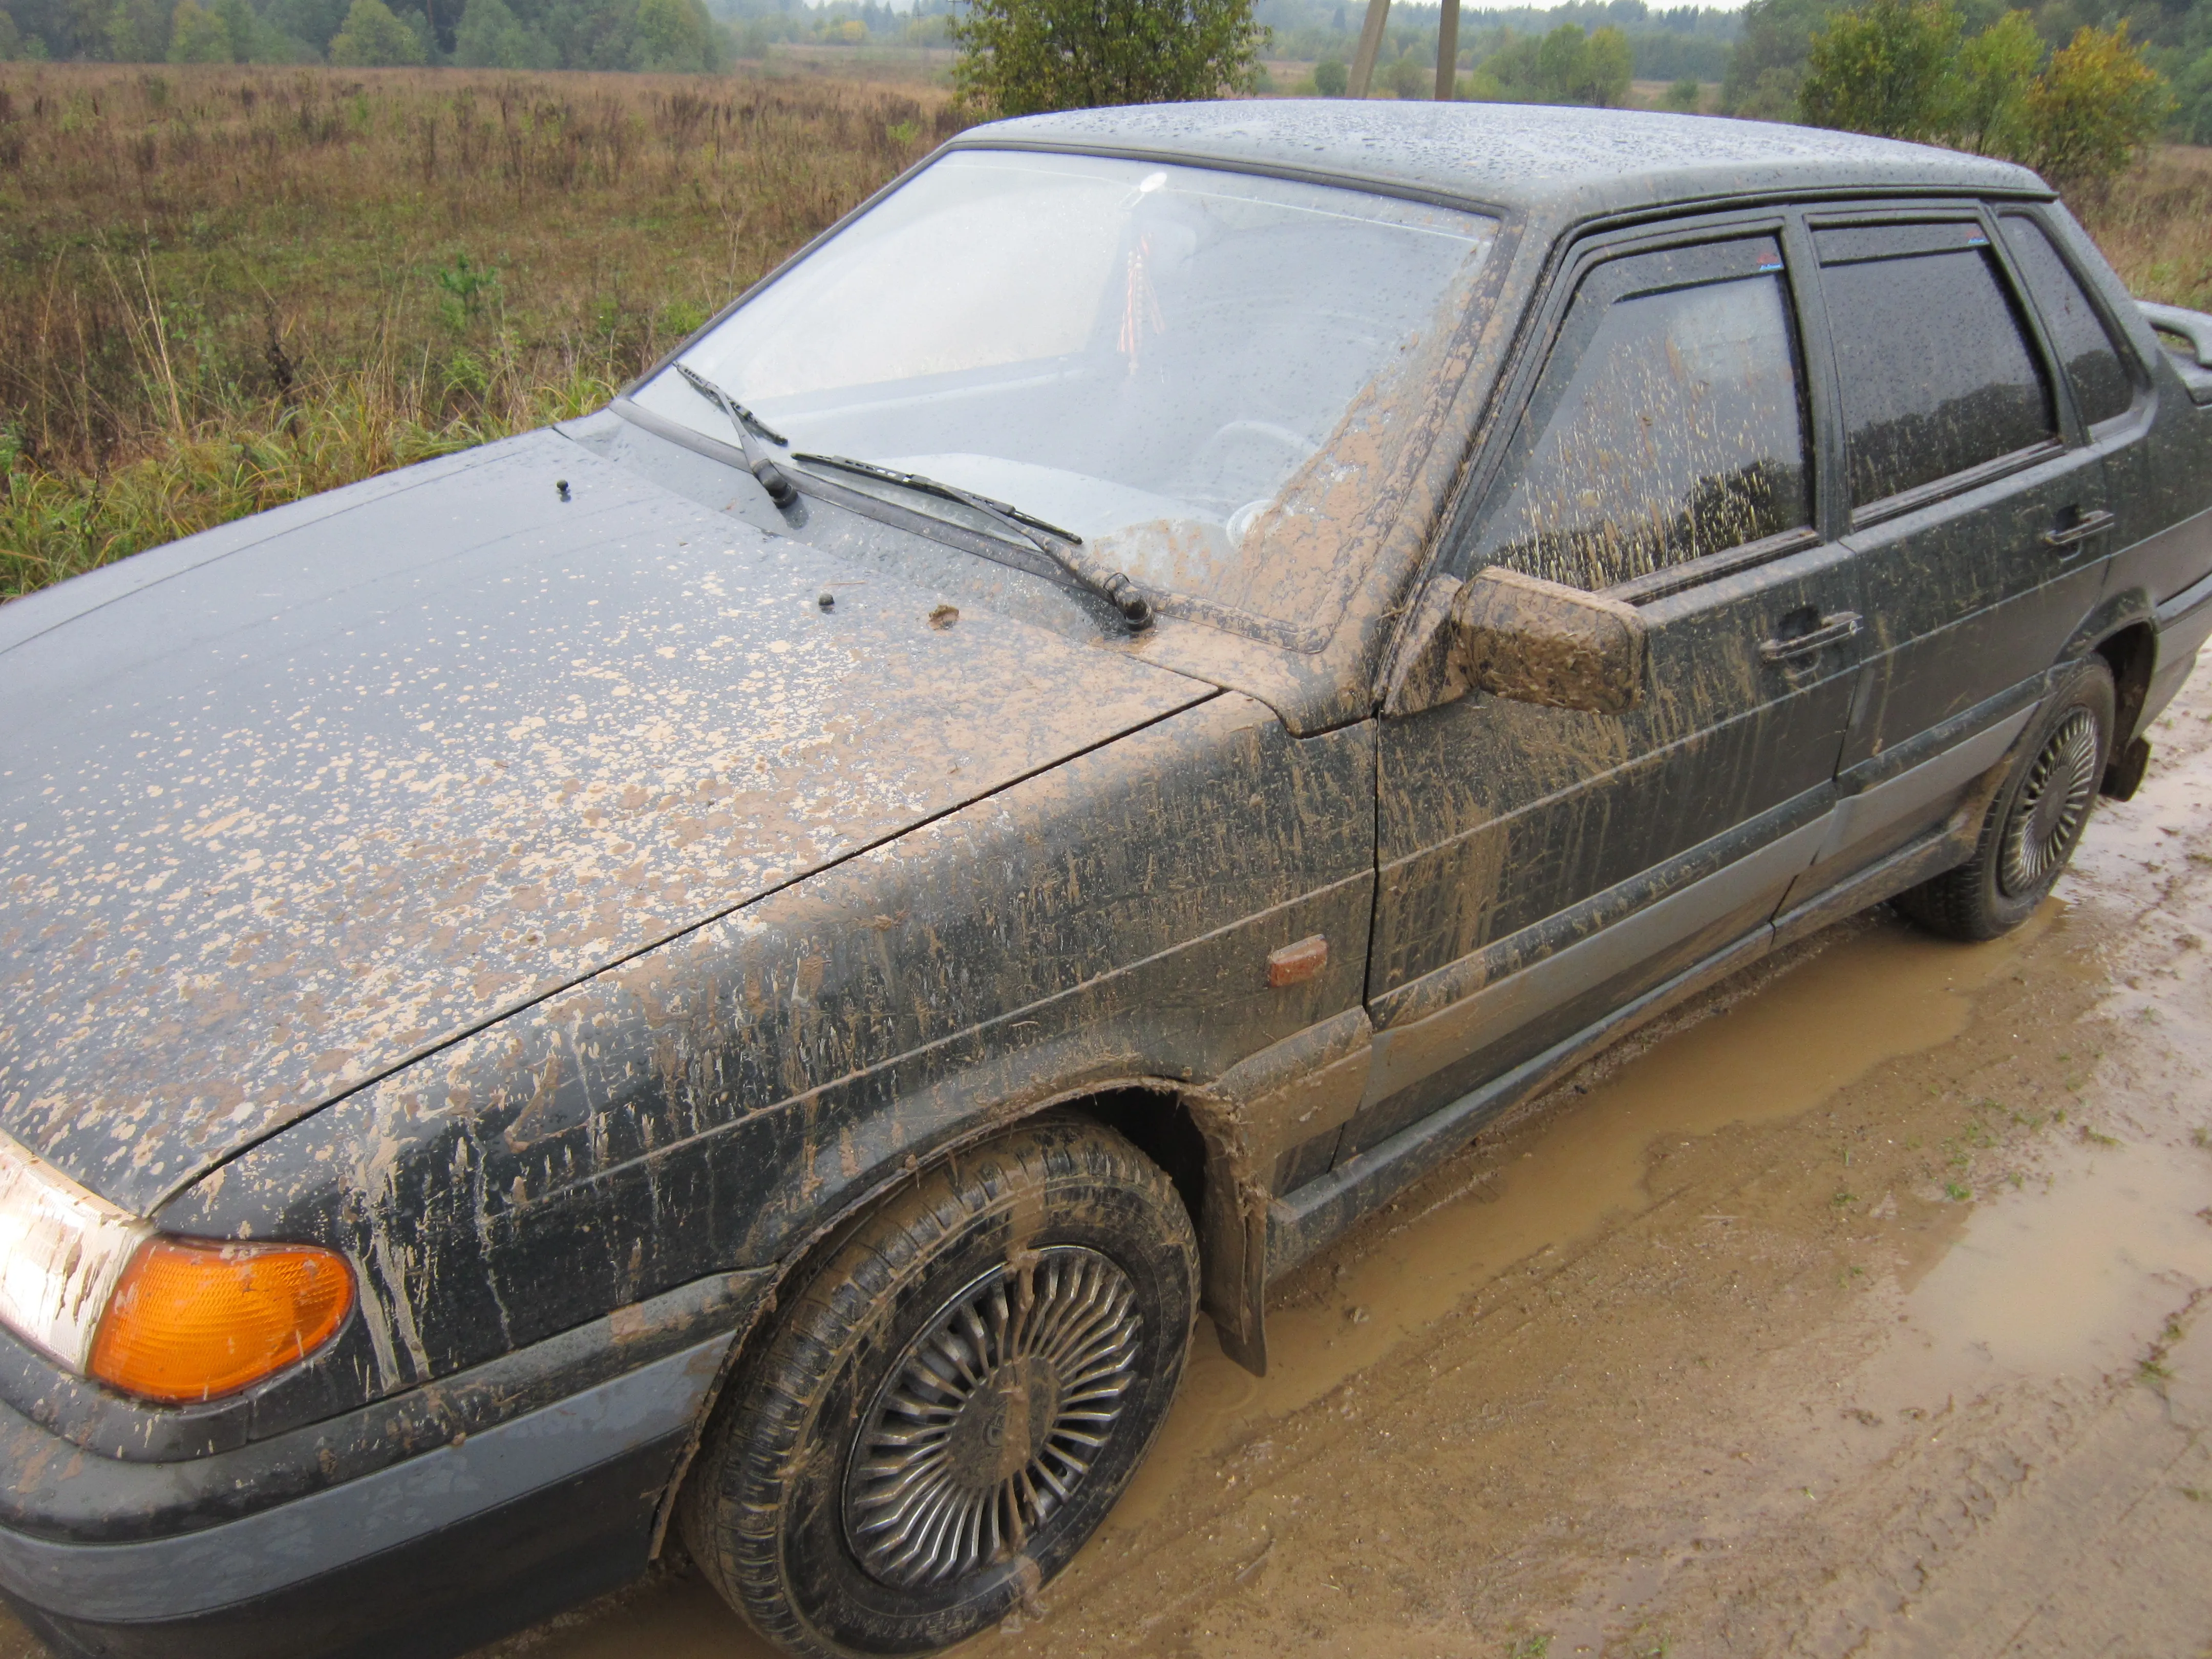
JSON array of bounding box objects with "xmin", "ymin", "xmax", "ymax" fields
[
  {"xmin": 1997, "ymin": 213, "xmax": 2135, "ymax": 428},
  {"xmin": 1468, "ymin": 236, "xmax": 1813, "ymax": 593},
  {"xmin": 1816, "ymin": 221, "xmax": 2056, "ymax": 510}
]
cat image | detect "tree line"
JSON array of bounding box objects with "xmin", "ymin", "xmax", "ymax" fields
[
  {"xmin": 0, "ymin": 0, "xmax": 727, "ymax": 67},
  {"xmin": 1727, "ymin": 0, "xmax": 2209, "ymax": 150}
]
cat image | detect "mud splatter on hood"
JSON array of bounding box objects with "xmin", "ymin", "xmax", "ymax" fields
[{"xmin": 0, "ymin": 430, "xmax": 1212, "ymax": 1214}]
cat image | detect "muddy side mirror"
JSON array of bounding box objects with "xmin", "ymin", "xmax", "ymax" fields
[
  {"xmin": 1387, "ymin": 566, "xmax": 1648, "ymax": 717},
  {"xmin": 1454, "ymin": 566, "xmax": 1647, "ymax": 714}
]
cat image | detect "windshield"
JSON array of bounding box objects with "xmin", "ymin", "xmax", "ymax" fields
[{"xmin": 630, "ymin": 150, "xmax": 1500, "ymax": 641}]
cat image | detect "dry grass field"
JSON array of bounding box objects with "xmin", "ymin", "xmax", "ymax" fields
[
  {"xmin": 2080, "ymin": 141, "xmax": 2212, "ymax": 315},
  {"xmin": 0, "ymin": 65, "xmax": 2206, "ymax": 601},
  {"xmin": 0, "ymin": 65, "xmax": 962, "ymax": 595}
]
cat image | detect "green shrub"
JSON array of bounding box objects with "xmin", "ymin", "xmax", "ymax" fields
[
  {"xmin": 1469, "ymin": 21, "xmax": 1631, "ymax": 108},
  {"xmin": 166, "ymin": 0, "xmax": 232, "ymax": 62},
  {"xmin": 1799, "ymin": 0, "xmax": 1961, "ymax": 141},
  {"xmin": 2174, "ymin": 49, "xmax": 2212, "ymax": 146},
  {"xmin": 1952, "ymin": 9, "xmax": 2038, "ymax": 156},
  {"xmin": 2024, "ymin": 24, "xmax": 2171, "ymax": 188},
  {"xmin": 951, "ymin": 0, "xmax": 1266, "ymax": 118},
  {"xmin": 1794, "ymin": 2, "xmax": 2170, "ymax": 191},
  {"xmin": 326, "ymin": 0, "xmax": 425, "ymax": 65}
]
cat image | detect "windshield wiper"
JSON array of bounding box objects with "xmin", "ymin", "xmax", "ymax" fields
[
  {"xmin": 789, "ymin": 452, "xmax": 1155, "ymax": 631},
  {"xmin": 675, "ymin": 364, "xmax": 798, "ymax": 508}
]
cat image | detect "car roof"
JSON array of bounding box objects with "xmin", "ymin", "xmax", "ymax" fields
[{"xmin": 950, "ymin": 100, "xmax": 2050, "ymax": 218}]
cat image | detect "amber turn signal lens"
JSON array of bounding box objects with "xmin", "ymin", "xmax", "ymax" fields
[{"xmin": 88, "ymin": 1238, "xmax": 354, "ymax": 1404}]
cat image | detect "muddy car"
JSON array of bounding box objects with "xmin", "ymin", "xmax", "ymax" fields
[{"xmin": 3, "ymin": 101, "xmax": 2211, "ymax": 1659}]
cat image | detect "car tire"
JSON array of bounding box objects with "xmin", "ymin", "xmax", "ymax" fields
[
  {"xmin": 1894, "ymin": 658, "xmax": 2115, "ymax": 943},
  {"xmin": 679, "ymin": 1115, "xmax": 1199, "ymax": 1658}
]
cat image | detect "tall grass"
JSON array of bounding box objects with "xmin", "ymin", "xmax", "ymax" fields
[
  {"xmin": 2075, "ymin": 145, "xmax": 2212, "ymax": 315},
  {"xmin": 0, "ymin": 65, "xmax": 962, "ymax": 598}
]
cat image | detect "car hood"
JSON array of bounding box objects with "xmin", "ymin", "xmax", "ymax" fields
[{"xmin": 0, "ymin": 430, "xmax": 1213, "ymax": 1214}]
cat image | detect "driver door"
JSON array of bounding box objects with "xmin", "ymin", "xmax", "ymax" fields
[{"xmin": 1344, "ymin": 221, "xmax": 1863, "ymax": 1157}]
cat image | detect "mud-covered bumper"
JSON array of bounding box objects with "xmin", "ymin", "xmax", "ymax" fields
[{"xmin": 0, "ymin": 1273, "xmax": 763, "ymax": 1659}]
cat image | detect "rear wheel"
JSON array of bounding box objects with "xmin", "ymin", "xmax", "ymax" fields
[
  {"xmin": 1895, "ymin": 658, "xmax": 2114, "ymax": 942},
  {"xmin": 680, "ymin": 1116, "xmax": 1198, "ymax": 1658}
]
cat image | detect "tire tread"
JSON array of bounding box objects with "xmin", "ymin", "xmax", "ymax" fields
[{"xmin": 679, "ymin": 1117, "xmax": 1194, "ymax": 1659}]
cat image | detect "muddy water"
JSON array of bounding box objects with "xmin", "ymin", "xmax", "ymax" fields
[
  {"xmin": 1123, "ymin": 908, "xmax": 2056, "ymax": 1520},
  {"xmin": 1862, "ymin": 1138, "xmax": 2212, "ymax": 1407},
  {"xmin": 5, "ymin": 676, "xmax": 2208, "ymax": 1659}
]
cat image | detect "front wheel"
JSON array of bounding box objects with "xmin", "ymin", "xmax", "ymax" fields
[
  {"xmin": 679, "ymin": 1116, "xmax": 1198, "ymax": 1658},
  {"xmin": 1895, "ymin": 658, "xmax": 2114, "ymax": 942}
]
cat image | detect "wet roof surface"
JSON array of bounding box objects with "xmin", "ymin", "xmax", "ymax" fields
[{"xmin": 956, "ymin": 101, "xmax": 2048, "ymax": 215}]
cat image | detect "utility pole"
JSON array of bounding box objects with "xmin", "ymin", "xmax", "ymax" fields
[
  {"xmin": 1347, "ymin": 0, "xmax": 1389, "ymax": 97},
  {"xmin": 1434, "ymin": 0, "xmax": 1459, "ymax": 99}
]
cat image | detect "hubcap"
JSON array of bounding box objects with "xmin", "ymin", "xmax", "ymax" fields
[
  {"xmin": 1999, "ymin": 707, "xmax": 2101, "ymax": 898},
  {"xmin": 844, "ymin": 1245, "xmax": 1142, "ymax": 1590}
]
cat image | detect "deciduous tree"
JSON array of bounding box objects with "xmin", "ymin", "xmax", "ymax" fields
[
  {"xmin": 1792, "ymin": 0, "xmax": 2170, "ymax": 192},
  {"xmin": 634, "ymin": 0, "xmax": 719, "ymax": 70},
  {"xmin": 1798, "ymin": 0, "xmax": 1961, "ymax": 140},
  {"xmin": 1720, "ymin": 0, "xmax": 1836, "ymax": 120},
  {"xmin": 2023, "ymin": 23, "xmax": 2170, "ymax": 187},
  {"xmin": 1581, "ymin": 24, "xmax": 1634, "ymax": 105},
  {"xmin": 951, "ymin": 0, "xmax": 1266, "ymax": 117},
  {"xmin": 1952, "ymin": 7, "xmax": 2039, "ymax": 155},
  {"xmin": 165, "ymin": 0, "xmax": 229, "ymax": 57},
  {"xmin": 327, "ymin": 0, "xmax": 424, "ymax": 63}
]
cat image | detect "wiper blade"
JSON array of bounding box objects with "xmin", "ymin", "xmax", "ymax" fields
[
  {"xmin": 675, "ymin": 363, "xmax": 798, "ymax": 508},
  {"xmin": 790, "ymin": 452, "xmax": 1154, "ymax": 631}
]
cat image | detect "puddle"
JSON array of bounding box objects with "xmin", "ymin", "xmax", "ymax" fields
[
  {"xmin": 1857, "ymin": 1138, "xmax": 2212, "ymax": 1411},
  {"xmin": 1106, "ymin": 905, "xmax": 2053, "ymax": 1539}
]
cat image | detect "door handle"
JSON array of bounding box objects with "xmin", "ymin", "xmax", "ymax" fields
[
  {"xmin": 1759, "ymin": 610, "xmax": 1861, "ymax": 664},
  {"xmin": 2042, "ymin": 509, "xmax": 2116, "ymax": 550}
]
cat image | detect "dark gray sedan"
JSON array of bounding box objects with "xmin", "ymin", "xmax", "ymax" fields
[{"xmin": 1, "ymin": 100, "xmax": 2208, "ymax": 1659}]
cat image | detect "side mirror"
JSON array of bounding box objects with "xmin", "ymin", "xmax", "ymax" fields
[
  {"xmin": 1454, "ymin": 566, "xmax": 1647, "ymax": 714},
  {"xmin": 1388, "ymin": 566, "xmax": 1648, "ymax": 717}
]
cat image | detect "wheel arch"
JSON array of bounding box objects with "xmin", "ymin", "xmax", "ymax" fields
[
  {"xmin": 2092, "ymin": 618, "xmax": 2158, "ymax": 755},
  {"xmin": 648, "ymin": 1078, "xmax": 1248, "ymax": 1560}
]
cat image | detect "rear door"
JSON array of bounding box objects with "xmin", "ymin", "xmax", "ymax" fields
[
  {"xmin": 1346, "ymin": 222, "xmax": 1862, "ymax": 1160},
  {"xmin": 1786, "ymin": 210, "xmax": 2114, "ymax": 901}
]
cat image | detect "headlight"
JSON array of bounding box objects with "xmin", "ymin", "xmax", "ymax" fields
[
  {"xmin": 0, "ymin": 1133, "xmax": 149, "ymax": 1373},
  {"xmin": 0, "ymin": 1133, "xmax": 354, "ymax": 1405}
]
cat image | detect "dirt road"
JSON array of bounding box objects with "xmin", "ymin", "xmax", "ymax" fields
[{"xmin": 8, "ymin": 668, "xmax": 2209, "ymax": 1659}]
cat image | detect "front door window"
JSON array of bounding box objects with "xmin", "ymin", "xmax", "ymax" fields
[{"xmin": 1471, "ymin": 260, "xmax": 1812, "ymax": 592}]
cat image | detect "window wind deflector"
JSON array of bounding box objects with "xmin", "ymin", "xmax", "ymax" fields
[
  {"xmin": 675, "ymin": 363, "xmax": 798, "ymax": 507},
  {"xmin": 791, "ymin": 452, "xmax": 1155, "ymax": 631}
]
